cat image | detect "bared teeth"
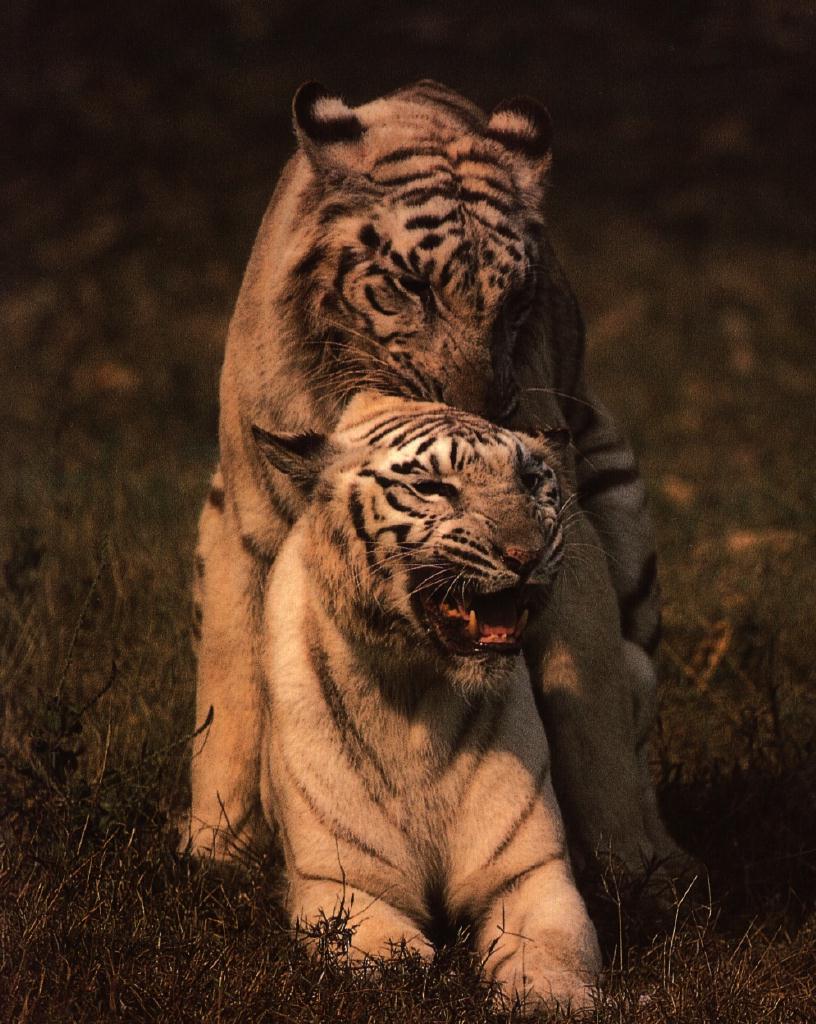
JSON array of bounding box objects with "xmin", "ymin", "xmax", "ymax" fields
[
  {"xmin": 467, "ymin": 609, "xmax": 479, "ymax": 639},
  {"xmin": 516, "ymin": 608, "xmax": 529, "ymax": 637}
]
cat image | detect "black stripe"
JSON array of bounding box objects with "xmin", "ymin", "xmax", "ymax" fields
[
  {"xmin": 578, "ymin": 466, "xmax": 640, "ymax": 503},
  {"xmin": 417, "ymin": 233, "xmax": 444, "ymax": 250},
  {"xmin": 619, "ymin": 554, "xmax": 659, "ymax": 642},
  {"xmin": 362, "ymin": 414, "xmax": 417, "ymax": 444},
  {"xmin": 291, "ymin": 245, "xmax": 326, "ymax": 280},
  {"xmin": 484, "ymin": 763, "xmax": 549, "ymax": 866},
  {"xmin": 364, "ymin": 284, "xmax": 396, "ymax": 316},
  {"xmin": 404, "ymin": 210, "xmax": 459, "ymax": 231},
  {"xmin": 333, "ymin": 245, "xmax": 357, "ymax": 294},
  {"xmin": 378, "ymin": 169, "xmax": 448, "ymax": 188},
  {"xmin": 194, "ymin": 555, "xmax": 205, "ymax": 578},
  {"xmin": 285, "ymin": 758, "xmax": 396, "ymax": 869},
  {"xmin": 440, "ymin": 543, "xmax": 496, "ymax": 571},
  {"xmin": 466, "ymin": 207, "xmax": 519, "ymax": 242},
  {"xmin": 384, "ymin": 490, "xmax": 425, "ymax": 518},
  {"xmin": 296, "ymin": 872, "xmax": 411, "ymax": 916},
  {"xmin": 390, "ymin": 459, "xmax": 423, "ymax": 474},
  {"xmin": 309, "ymin": 642, "xmax": 397, "ymax": 798},
  {"xmin": 348, "ymin": 486, "xmax": 377, "ymax": 572},
  {"xmin": 319, "ymin": 202, "xmax": 354, "ymax": 225},
  {"xmin": 390, "ymin": 250, "xmax": 411, "ymax": 272},
  {"xmin": 452, "ymin": 148, "xmax": 503, "ymax": 170},
  {"xmin": 438, "ymin": 241, "xmax": 472, "ymax": 289},
  {"xmin": 208, "ymin": 486, "xmax": 225, "ymax": 510},
  {"xmin": 468, "ymin": 174, "xmax": 514, "ymax": 196},
  {"xmin": 398, "ymin": 185, "xmax": 457, "ymax": 207},
  {"xmin": 240, "ymin": 533, "xmax": 276, "ymax": 566},
  {"xmin": 375, "ymin": 521, "xmax": 413, "ymax": 544},
  {"xmin": 457, "ymin": 187, "xmax": 513, "ymax": 216},
  {"xmin": 373, "ymin": 146, "xmax": 448, "ymax": 168},
  {"xmin": 409, "ymin": 88, "xmax": 485, "ymax": 131},
  {"xmin": 413, "ymin": 435, "xmax": 437, "ymax": 455},
  {"xmin": 481, "ymin": 852, "xmax": 564, "ymax": 909}
]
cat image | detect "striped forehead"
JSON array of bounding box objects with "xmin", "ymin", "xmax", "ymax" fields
[
  {"xmin": 367, "ymin": 142, "xmax": 530, "ymax": 290},
  {"xmin": 352, "ymin": 413, "xmax": 519, "ymax": 472}
]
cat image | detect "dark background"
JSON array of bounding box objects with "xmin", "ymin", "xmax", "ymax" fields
[{"xmin": 2, "ymin": 3, "xmax": 815, "ymax": 1021}]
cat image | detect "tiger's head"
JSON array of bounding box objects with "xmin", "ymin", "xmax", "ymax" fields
[
  {"xmin": 255, "ymin": 394, "xmax": 573, "ymax": 686},
  {"xmin": 283, "ymin": 81, "xmax": 559, "ymax": 425}
]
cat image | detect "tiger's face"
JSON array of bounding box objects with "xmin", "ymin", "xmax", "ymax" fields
[
  {"xmin": 287, "ymin": 82, "xmax": 552, "ymax": 424},
  {"xmin": 255, "ymin": 395, "xmax": 571, "ymax": 666}
]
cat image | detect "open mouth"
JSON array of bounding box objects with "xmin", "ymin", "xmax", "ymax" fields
[{"xmin": 414, "ymin": 575, "xmax": 546, "ymax": 657}]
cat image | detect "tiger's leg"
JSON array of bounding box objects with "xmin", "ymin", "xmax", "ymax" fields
[
  {"xmin": 288, "ymin": 878, "xmax": 434, "ymax": 962},
  {"xmin": 567, "ymin": 391, "xmax": 685, "ymax": 868},
  {"xmin": 572, "ymin": 390, "xmax": 661, "ymax": 657},
  {"xmin": 526, "ymin": 512, "xmax": 684, "ymax": 879},
  {"xmin": 476, "ymin": 855, "xmax": 600, "ymax": 1014},
  {"xmin": 183, "ymin": 467, "xmax": 268, "ymax": 861}
]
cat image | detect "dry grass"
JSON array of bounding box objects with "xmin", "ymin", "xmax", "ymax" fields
[{"xmin": 2, "ymin": 2, "xmax": 815, "ymax": 1020}]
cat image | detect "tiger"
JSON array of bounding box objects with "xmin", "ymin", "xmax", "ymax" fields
[
  {"xmin": 255, "ymin": 392, "xmax": 602, "ymax": 1013},
  {"xmin": 186, "ymin": 79, "xmax": 683, "ymax": 881}
]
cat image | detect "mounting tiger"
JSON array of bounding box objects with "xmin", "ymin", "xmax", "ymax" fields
[
  {"xmin": 185, "ymin": 80, "xmax": 683, "ymax": 879},
  {"xmin": 255, "ymin": 392, "xmax": 601, "ymax": 1013}
]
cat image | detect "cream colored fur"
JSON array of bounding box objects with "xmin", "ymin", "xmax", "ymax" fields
[{"xmin": 258, "ymin": 394, "xmax": 601, "ymax": 1012}]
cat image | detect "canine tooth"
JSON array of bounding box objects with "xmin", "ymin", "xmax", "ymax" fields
[
  {"xmin": 467, "ymin": 609, "xmax": 479, "ymax": 639},
  {"xmin": 517, "ymin": 608, "xmax": 530, "ymax": 635}
]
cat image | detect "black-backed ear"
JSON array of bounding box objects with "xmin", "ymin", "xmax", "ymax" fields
[
  {"xmin": 486, "ymin": 97, "xmax": 552, "ymax": 187},
  {"xmin": 292, "ymin": 81, "xmax": 366, "ymax": 172},
  {"xmin": 252, "ymin": 424, "xmax": 330, "ymax": 496}
]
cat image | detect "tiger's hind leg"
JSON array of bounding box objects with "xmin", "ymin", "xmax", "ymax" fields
[
  {"xmin": 526, "ymin": 510, "xmax": 687, "ymax": 886},
  {"xmin": 182, "ymin": 467, "xmax": 269, "ymax": 862},
  {"xmin": 567, "ymin": 392, "xmax": 691, "ymax": 875}
]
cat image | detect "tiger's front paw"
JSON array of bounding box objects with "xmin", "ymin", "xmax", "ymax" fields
[
  {"xmin": 486, "ymin": 931, "xmax": 600, "ymax": 1017},
  {"xmin": 492, "ymin": 953, "xmax": 598, "ymax": 1017}
]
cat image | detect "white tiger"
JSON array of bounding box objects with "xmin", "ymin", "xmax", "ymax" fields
[
  {"xmin": 255, "ymin": 392, "xmax": 601, "ymax": 1013},
  {"xmin": 186, "ymin": 80, "xmax": 685, "ymax": 884}
]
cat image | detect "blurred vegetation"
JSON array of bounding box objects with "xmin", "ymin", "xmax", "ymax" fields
[{"xmin": 1, "ymin": 1, "xmax": 814, "ymax": 1020}]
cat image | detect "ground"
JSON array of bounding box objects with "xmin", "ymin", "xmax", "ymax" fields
[{"xmin": 1, "ymin": 2, "xmax": 815, "ymax": 1021}]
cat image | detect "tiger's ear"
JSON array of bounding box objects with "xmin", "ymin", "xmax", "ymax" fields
[
  {"xmin": 252, "ymin": 424, "xmax": 330, "ymax": 496},
  {"xmin": 487, "ymin": 97, "xmax": 552, "ymax": 188},
  {"xmin": 516, "ymin": 425, "xmax": 572, "ymax": 465},
  {"xmin": 293, "ymin": 81, "xmax": 366, "ymax": 173}
]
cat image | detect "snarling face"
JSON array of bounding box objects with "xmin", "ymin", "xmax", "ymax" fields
[
  {"xmin": 255, "ymin": 396, "xmax": 571, "ymax": 674},
  {"xmin": 284, "ymin": 81, "xmax": 553, "ymax": 424}
]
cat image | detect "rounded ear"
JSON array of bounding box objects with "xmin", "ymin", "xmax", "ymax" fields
[
  {"xmin": 487, "ymin": 96, "xmax": 552, "ymax": 186},
  {"xmin": 252, "ymin": 424, "xmax": 330, "ymax": 497},
  {"xmin": 292, "ymin": 81, "xmax": 366, "ymax": 171},
  {"xmin": 516, "ymin": 424, "xmax": 573, "ymax": 465}
]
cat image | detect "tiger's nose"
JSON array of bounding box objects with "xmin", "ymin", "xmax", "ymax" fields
[{"xmin": 501, "ymin": 545, "xmax": 545, "ymax": 577}]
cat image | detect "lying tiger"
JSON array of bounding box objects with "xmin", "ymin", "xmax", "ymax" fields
[{"xmin": 255, "ymin": 393, "xmax": 601, "ymax": 1013}]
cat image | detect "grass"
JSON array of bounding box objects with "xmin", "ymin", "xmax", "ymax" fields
[{"xmin": 2, "ymin": 2, "xmax": 815, "ymax": 1020}]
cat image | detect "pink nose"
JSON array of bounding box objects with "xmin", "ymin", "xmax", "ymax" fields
[{"xmin": 501, "ymin": 546, "xmax": 544, "ymax": 577}]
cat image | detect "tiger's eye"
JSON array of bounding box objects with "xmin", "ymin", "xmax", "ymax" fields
[
  {"xmin": 520, "ymin": 470, "xmax": 542, "ymax": 492},
  {"xmin": 399, "ymin": 276, "xmax": 436, "ymax": 312}
]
